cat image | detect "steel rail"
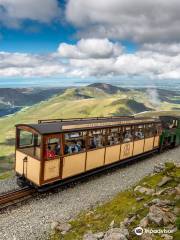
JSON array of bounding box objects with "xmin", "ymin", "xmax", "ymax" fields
[{"xmin": 0, "ymin": 187, "xmax": 36, "ymax": 209}]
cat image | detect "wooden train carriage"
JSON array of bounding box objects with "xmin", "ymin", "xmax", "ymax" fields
[{"xmin": 15, "ymin": 116, "xmax": 162, "ymax": 187}]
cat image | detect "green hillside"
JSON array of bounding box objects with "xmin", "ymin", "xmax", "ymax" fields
[{"xmin": 0, "ymin": 84, "xmax": 180, "ymax": 173}]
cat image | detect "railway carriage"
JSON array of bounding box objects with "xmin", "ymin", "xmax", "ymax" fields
[{"xmin": 15, "ymin": 116, "xmax": 162, "ymax": 189}]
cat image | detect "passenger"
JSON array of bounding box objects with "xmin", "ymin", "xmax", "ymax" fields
[
  {"xmin": 76, "ymin": 141, "xmax": 82, "ymax": 152},
  {"xmin": 94, "ymin": 135, "xmax": 103, "ymax": 147},
  {"xmin": 110, "ymin": 136, "xmax": 114, "ymax": 145},
  {"xmin": 64, "ymin": 144, "xmax": 69, "ymax": 154},
  {"xmin": 45, "ymin": 145, "xmax": 55, "ymax": 159},
  {"xmin": 55, "ymin": 143, "xmax": 60, "ymax": 155},
  {"xmin": 124, "ymin": 131, "xmax": 132, "ymax": 142},
  {"xmin": 68, "ymin": 142, "xmax": 78, "ymax": 153},
  {"xmin": 135, "ymin": 130, "xmax": 144, "ymax": 139},
  {"xmin": 91, "ymin": 139, "xmax": 96, "ymax": 149},
  {"xmin": 114, "ymin": 137, "xmax": 119, "ymax": 144}
]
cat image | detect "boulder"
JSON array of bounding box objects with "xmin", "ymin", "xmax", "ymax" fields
[
  {"xmin": 148, "ymin": 205, "xmax": 165, "ymax": 226},
  {"xmin": 50, "ymin": 221, "xmax": 59, "ymax": 230},
  {"xmin": 154, "ymin": 187, "xmax": 172, "ymax": 196},
  {"xmin": 153, "ymin": 163, "xmax": 165, "ymax": 173},
  {"xmin": 123, "ymin": 215, "xmax": 137, "ymax": 226},
  {"xmin": 119, "ymin": 223, "xmax": 129, "ymax": 238},
  {"xmin": 136, "ymin": 196, "xmax": 144, "ymax": 202},
  {"xmin": 141, "ymin": 233, "xmax": 153, "ymax": 240},
  {"xmin": 148, "ymin": 205, "xmax": 176, "ymax": 226},
  {"xmin": 150, "ymin": 198, "xmax": 174, "ymax": 207},
  {"xmin": 139, "ymin": 216, "xmax": 149, "ymax": 228},
  {"xmin": 109, "ymin": 220, "xmax": 115, "ymax": 228},
  {"xmin": 161, "ymin": 234, "xmax": 173, "ymax": 240},
  {"xmin": 83, "ymin": 232, "xmax": 104, "ymax": 240},
  {"xmin": 94, "ymin": 232, "xmax": 104, "ymax": 239},
  {"xmin": 157, "ymin": 176, "xmax": 172, "ymax": 187},
  {"xmin": 134, "ymin": 186, "xmax": 155, "ymax": 195},
  {"xmin": 56, "ymin": 222, "xmax": 71, "ymax": 233},
  {"xmin": 83, "ymin": 233, "xmax": 98, "ymax": 240},
  {"xmin": 104, "ymin": 228, "xmax": 128, "ymax": 240}
]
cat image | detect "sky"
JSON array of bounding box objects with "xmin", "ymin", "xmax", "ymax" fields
[{"xmin": 0, "ymin": 0, "xmax": 180, "ymax": 88}]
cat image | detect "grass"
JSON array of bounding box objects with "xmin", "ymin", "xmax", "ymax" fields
[
  {"xmin": 0, "ymin": 171, "xmax": 13, "ymax": 180},
  {"xmin": 48, "ymin": 163, "xmax": 180, "ymax": 240}
]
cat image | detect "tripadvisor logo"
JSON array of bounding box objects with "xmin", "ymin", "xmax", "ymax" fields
[
  {"xmin": 134, "ymin": 226, "xmax": 174, "ymax": 236},
  {"xmin": 134, "ymin": 227, "xmax": 144, "ymax": 236}
]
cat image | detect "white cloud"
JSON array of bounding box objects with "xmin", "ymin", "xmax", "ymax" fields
[
  {"xmin": 0, "ymin": 0, "xmax": 60, "ymax": 28},
  {"xmin": 58, "ymin": 38, "xmax": 123, "ymax": 59},
  {"xmin": 66, "ymin": 0, "xmax": 180, "ymax": 43},
  {"xmin": 142, "ymin": 43, "xmax": 180, "ymax": 55},
  {"xmin": 1, "ymin": 40, "xmax": 180, "ymax": 80},
  {"xmin": 0, "ymin": 51, "xmax": 67, "ymax": 77}
]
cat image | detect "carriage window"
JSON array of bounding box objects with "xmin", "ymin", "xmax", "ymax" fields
[
  {"xmin": 87, "ymin": 129, "xmax": 106, "ymax": 149},
  {"xmin": 45, "ymin": 136, "xmax": 61, "ymax": 159},
  {"xmin": 18, "ymin": 130, "xmax": 41, "ymax": 159},
  {"xmin": 107, "ymin": 127, "xmax": 122, "ymax": 146},
  {"xmin": 123, "ymin": 127, "xmax": 133, "ymax": 143},
  {"xmin": 64, "ymin": 131, "xmax": 86, "ymax": 155},
  {"xmin": 145, "ymin": 124, "xmax": 154, "ymax": 138},
  {"xmin": 19, "ymin": 130, "xmax": 34, "ymax": 147},
  {"xmin": 134, "ymin": 125, "xmax": 144, "ymax": 140},
  {"xmin": 155, "ymin": 124, "xmax": 162, "ymax": 136}
]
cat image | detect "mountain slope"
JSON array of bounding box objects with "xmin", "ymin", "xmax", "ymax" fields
[{"xmin": 111, "ymin": 99, "xmax": 153, "ymax": 115}]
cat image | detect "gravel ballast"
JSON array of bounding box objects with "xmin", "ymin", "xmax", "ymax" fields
[
  {"xmin": 0, "ymin": 147, "xmax": 180, "ymax": 240},
  {"xmin": 0, "ymin": 174, "xmax": 20, "ymax": 194}
]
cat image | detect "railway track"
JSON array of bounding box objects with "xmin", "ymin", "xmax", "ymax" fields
[{"xmin": 0, "ymin": 187, "xmax": 36, "ymax": 210}]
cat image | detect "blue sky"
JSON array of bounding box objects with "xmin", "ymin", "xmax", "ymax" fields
[{"xmin": 0, "ymin": 0, "xmax": 180, "ymax": 87}]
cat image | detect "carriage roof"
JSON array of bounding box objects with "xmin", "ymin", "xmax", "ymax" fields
[{"xmin": 15, "ymin": 116, "xmax": 161, "ymax": 135}]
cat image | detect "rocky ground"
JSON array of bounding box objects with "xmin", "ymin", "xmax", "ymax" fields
[
  {"xmin": 0, "ymin": 147, "xmax": 180, "ymax": 240},
  {"xmin": 50, "ymin": 162, "xmax": 180, "ymax": 240}
]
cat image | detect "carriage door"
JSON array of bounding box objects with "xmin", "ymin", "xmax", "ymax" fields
[{"xmin": 43, "ymin": 135, "xmax": 61, "ymax": 182}]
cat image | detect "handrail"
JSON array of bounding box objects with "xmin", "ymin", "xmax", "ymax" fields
[{"xmin": 38, "ymin": 115, "xmax": 134, "ymax": 124}]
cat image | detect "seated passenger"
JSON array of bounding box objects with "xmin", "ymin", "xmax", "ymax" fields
[
  {"xmin": 124, "ymin": 131, "xmax": 132, "ymax": 142},
  {"xmin": 76, "ymin": 141, "xmax": 82, "ymax": 152},
  {"xmin": 135, "ymin": 130, "xmax": 144, "ymax": 139},
  {"xmin": 90, "ymin": 139, "xmax": 96, "ymax": 149},
  {"xmin": 45, "ymin": 145, "xmax": 55, "ymax": 159},
  {"xmin": 55, "ymin": 143, "xmax": 60, "ymax": 155},
  {"xmin": 64, "ymin": 144, "xmax": 69, "ymax": 154},
  {"xmin": 109, "ymin": 136, "xmax": 114, "ymax": 145},
  {"xmin": 68, "ymin": 142, "xmax": 79, "ymax": 153}
]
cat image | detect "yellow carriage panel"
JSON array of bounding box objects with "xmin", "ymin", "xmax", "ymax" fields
[
  {"xmin": 15, "ymin": 150, "xmax": 25, "ymax": 175},
  {"xmin": 86, "ymin": 148, "xmax": 105, "ymax": 171},
  {"xmin": 26, "ymin": 157, "xmax": 40, "ymax": 185},
  {"xmin": 105, "ymin": 145, "xmax": 121, "ymax": 165},
  {"xmin": 120, "ymin": 142, "xmax": 133, "ymax": 160},
  {"xmin": 62, "ymin": 153, "xmax": 86, "ymax": 179},
  {"xmin": 133, "ymin": 139, "xmax": 144, "ymax": 156},
  {"xmin": 15, "ymin": 150, "xmax": 40, "ymax": 185},
  {"xmin": 44, "ymin": 159, "xmax": 60, "ymax": 181},
  {"xmin": 154, "ymin": 136, "xmax": 160, "ymax": 147},
  {"xmin": 144, "ymin": 137, "xmax": 154, "ymax": 152}
]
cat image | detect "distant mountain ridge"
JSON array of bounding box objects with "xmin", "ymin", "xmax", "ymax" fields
[
  {"xmin": 0, "ymin": 82, "xmax": 179, "ymax": 118},
  {"xmin": 0, "ymin": 87, "xmax": 65, "ymax": 117},
  {"xmin": 0, "ymin": 88, "xmax": 64, "ymax": 106},
  {"xmin": 88, "ymin": 83, "xmax": 129, "ymax": 94}
]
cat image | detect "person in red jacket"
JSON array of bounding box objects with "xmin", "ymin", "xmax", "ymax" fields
[{"xmin": 45, "ymin": 145, "xmax": 55, "ymax": 159}]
